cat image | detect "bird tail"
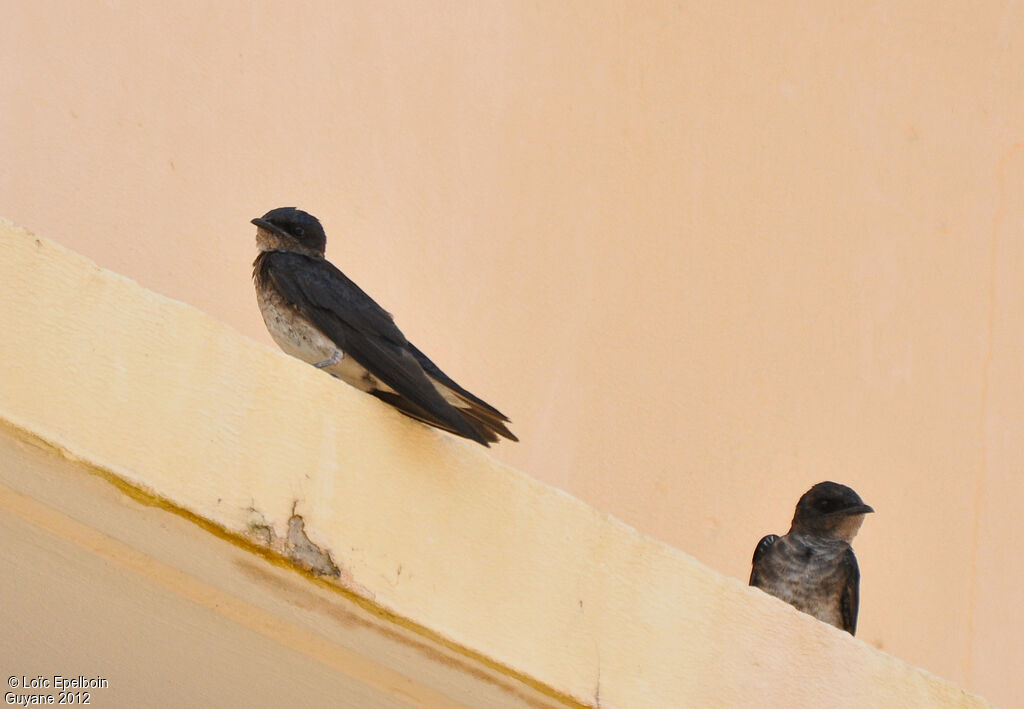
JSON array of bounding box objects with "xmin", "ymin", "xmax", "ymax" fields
[
  {"xmin": 369, "ymin": 391, "xmax": 494, "ymax": 446},
  {"xmin": 404, "ymin": 342, "xmax": 517, "ymax": 443},
  {"xmin": 444, "ymin": 389, "xmax": 518, "ymax": 443}
]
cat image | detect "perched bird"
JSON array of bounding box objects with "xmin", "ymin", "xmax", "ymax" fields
[
  {"xmin": 251, "ymin": 207, "xmax": 516, "ymax": 446},
  {"xmin": 749, "ymin": 481, "xmax": 873, "ymax": 634}
]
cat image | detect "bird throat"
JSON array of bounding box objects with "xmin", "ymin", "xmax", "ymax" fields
[{"xmin": 833, "ymin": 513, "xmax": 866, "ymax": 543}]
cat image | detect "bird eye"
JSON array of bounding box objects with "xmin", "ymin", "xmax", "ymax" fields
[
  {"xmin": 818, "ymin": 499, "xmax": 834, "ymax": 511},
  {"xmin": 293, "ymin": 226, "xmax": 305, "ymax": 237}
]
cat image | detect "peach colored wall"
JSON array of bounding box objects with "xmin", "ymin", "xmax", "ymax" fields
[{"xmin": 2, "ymin": 3, "xmax": 1021, "ymax": 706}]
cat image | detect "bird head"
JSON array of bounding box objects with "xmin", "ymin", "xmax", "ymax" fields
[
  {"xmin": 252, "ymin": 207, "xmax": 327, "ymax": 256},
  {"xmin": 791, "ymin": 481, "xmax": 874, "ymax": 542}
]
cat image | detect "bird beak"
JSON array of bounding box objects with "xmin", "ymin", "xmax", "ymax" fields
[
  {"xmin": 251, "ymin": 217, "xmax": 289, "ymax": 238},
  {"xmin": 845, "ymin": 503, "xmax": 874, "ymax": 515}
]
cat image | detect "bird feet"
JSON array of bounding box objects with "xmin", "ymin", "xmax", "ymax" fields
[{"xmin": 314, "ymin": 351, "xmax": 343, "ymax": 368}]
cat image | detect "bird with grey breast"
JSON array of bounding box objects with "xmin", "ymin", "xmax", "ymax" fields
[
  {"xmin": 251, "ymin": 207, "xmax": 517, "ymax": 446},
  {"xmin": 749, "ymin": 481, "xmax": 873, "ymax": 634}
]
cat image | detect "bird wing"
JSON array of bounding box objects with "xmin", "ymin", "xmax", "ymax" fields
[
  {"xmin": 260, "ymin": 251, "xmax": 487, "ymax": 444},
  {"xmin": 749, "ymin": 534, "xmax": 779, "ymax": 585},
  {"xmin": 839, "ymin": 548, "xmax": 861, "ymax": 635},
  {"xmin": 262, "ymin": 251, "xmax": 406, "ymax": 345},
  {"xmin": 406, "ymin": 342, "xmax": 517, "ymax": 442},
  {"xmin": 407, "ymin": 342, "xmax": 508, "ymax": 418}
]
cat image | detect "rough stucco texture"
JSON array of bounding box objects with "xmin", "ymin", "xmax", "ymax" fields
[{"xmin": 0, "ymin": 220, "xmax": 991, "ymax": 708}]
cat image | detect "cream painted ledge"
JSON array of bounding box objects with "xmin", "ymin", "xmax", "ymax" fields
[{"xmin": 0, "ymin": 218, "xmax": 989, "ymax": 709}]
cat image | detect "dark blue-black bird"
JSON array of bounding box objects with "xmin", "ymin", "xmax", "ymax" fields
[
  {"xmin": 251, "ymin": 207, "xmax": 516, "ymax": 446},
  {"xmin": 749, "ymin": 481, "xmax": 873, "ymax": 634}
]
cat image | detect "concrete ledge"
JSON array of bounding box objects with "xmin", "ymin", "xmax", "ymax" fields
[
  {"xmin": 0, "ymin": 424, "xmax": 570, "ymax": 708},
  {"xmin": 0, "ymin": 218, "xmax": 989, "ymax": 708}
]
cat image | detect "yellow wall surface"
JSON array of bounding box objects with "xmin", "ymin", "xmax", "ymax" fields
[
  {"xmin": 2, "ymin": 3, "xmax": 1022, "ymax": 706},
  {"xmin": 0, "ymin": 425, "xmax": 570, "ymax": 709}
]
